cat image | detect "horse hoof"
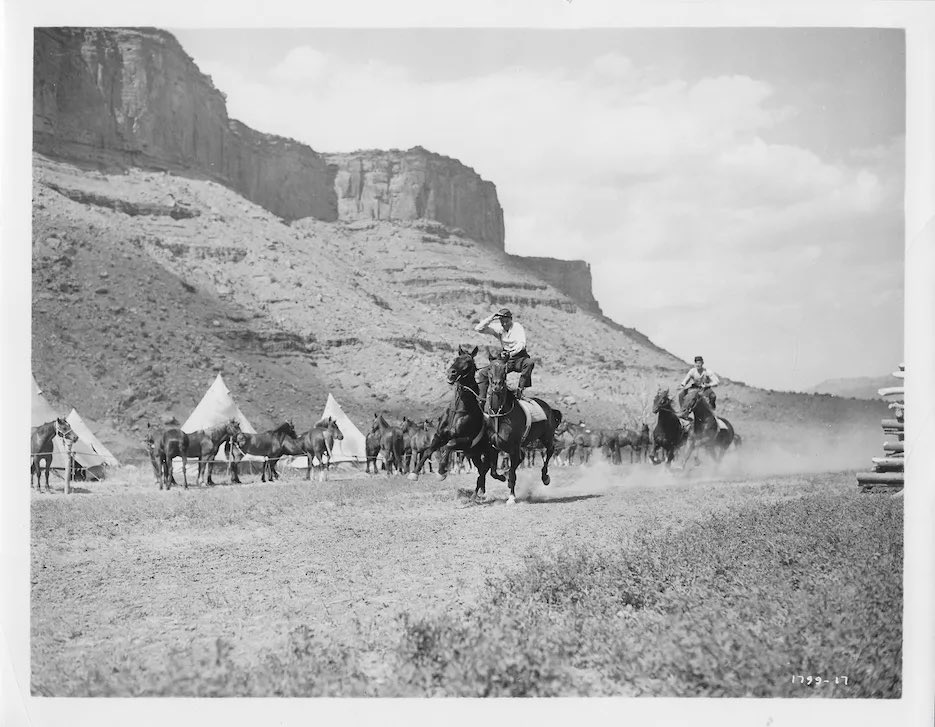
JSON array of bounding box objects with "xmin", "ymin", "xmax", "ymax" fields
[
  {"xmin": 407, "ymin": 473, "xmax": 418, "ymax": 481},
  {"xmin": 438, "ymin": 473, "xmax": 448, "ymax": 481},
  {"xmin": 542, "ymin": 474, "xmax": 551, "ymax": 486},
  {"xmin": 507, "ymin": 495, "xmax": 516, "ymax": 505}
]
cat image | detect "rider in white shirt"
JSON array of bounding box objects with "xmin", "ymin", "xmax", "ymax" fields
[
  {"xmin": 474, "ymin": 307, "xmax": 535, "ymax": 402},
  {"xmin": 678, "ymin": 355, "xmax": 719, "ymax": 412}
]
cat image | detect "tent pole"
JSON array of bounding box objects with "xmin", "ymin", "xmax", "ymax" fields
[{"xmin": 65, "ymin": 441, "xmax": 73, "ymax": 495}]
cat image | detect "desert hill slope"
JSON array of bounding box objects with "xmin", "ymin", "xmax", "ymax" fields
[{"xmin": 32, "ymin": 154, "xmax": 885, "ymax": 463}]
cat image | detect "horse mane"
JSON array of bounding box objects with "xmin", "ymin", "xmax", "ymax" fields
[
  {"xmin": 272, "ymin": 422, "xmax": 293, "ymax": 435},
  {"xmin": 313, "ymin": 416, "xmax": 334, "ymax": 429}
]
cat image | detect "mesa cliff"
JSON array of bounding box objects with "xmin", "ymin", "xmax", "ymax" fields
[
  {"xmin": 33, "ymin": 27, "xmax": 597, "ymax": 301},
  {"xmin": 327, "ymin": 148, "xmax": 504, "ymax": 249},
  {"xmin": 34, "ymin": 27, "xmax": 338, "ymax": 222}
]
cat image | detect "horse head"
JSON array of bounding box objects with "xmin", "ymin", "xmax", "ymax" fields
[
  {"xmin": 234, "ymin": 430, "xmax": 248, "ymax": 448},
  {"xmin": 274, "ymin": 421, "xmax": 297, "ymax": 439},
  {"xmin": 329, "ymin": 418, "xmax": 345, "ymax": 441},
  {"xmin": 652, "ymin": 388, "xmax": 671, "ymax": 414},
  {"xmin": 681, "ymin": 388, "xmax": 701, "ymax": 415},
  {"xmin": 370, "ymin": 412, "xmax": 389, "ymax": 433},
  {"xmin": 55, "ymin": 417, "xmax": 78, "ymax": 444},
  {"xmin": 225, "ymin": 419, "xmax": 242, "ymax": 437},
  {"xmin": 486, "ymin": 357, "xmax": 510, "ymax": 409},
  {"xmin": 447, "ymin": 344, "xmax": 478, "ymax": 384}
]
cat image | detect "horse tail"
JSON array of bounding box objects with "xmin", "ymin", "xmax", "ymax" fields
[
  {"xmin": 733, "ymin": 433, "xmax": 743, "ymax": 448},
  {"xmin": 551, "ymin": 408, "xmax": 563, "ymax": 429}
]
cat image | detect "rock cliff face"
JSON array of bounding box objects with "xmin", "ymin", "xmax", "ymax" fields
[
  {"xmin": 327, "ymin": 148, "xmax": 505, "ymax": 249},
  {"xmin": 33, "ymin": 27, "xmax": 337, "ymax": 221},
  {"xmin": 506, "ymin": 255, "xmax": 602, "ymax": 315}
]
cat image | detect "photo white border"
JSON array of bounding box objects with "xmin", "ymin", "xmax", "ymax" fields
[{"xmin": 2, "ymin": 2, "xmax": 932, "ymax": 726}]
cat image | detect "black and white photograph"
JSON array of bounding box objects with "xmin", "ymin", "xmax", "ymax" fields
[{"xmin": 3, "ymin": 1, "xmax": 934, "ymax": 724}]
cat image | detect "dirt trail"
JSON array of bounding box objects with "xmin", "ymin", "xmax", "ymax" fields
[{"xmin": 30, "ymin": 466, "xmax": 852, "ymax": 695}]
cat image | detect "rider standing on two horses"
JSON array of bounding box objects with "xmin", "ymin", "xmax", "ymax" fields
[
  {"xmin": 474, "ymin": 308, "xmax": 535, "ymax": 404},
  {"xmin": 678, "ymin": 355, "xmax": 719, "ymax": 416}
]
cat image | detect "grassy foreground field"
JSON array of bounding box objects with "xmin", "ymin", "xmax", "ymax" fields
[{"xmin": 30, "ymin": 465, "xmax": 902, "ymax": 697}]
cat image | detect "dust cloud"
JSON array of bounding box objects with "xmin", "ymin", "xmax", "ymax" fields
[{"xmin": 512, "ymin": 420, "xmax": 881, "ymax": 501}]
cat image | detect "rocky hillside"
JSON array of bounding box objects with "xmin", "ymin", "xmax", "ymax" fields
[{"xmin": 30, "ymin": 27, "xmax": 888, "ymax": 465}]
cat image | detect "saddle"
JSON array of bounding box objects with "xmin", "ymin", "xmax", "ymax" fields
[{"xmin": 517, "ymin": 399, "xmax": 547, "ymax": 442}]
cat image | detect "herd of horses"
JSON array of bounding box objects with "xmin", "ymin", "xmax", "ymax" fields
[{"xmin": 30, "ymin": 346, "xmax": 740, "ymax": 499}]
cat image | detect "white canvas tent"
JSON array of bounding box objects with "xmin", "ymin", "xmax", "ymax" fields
[
  {"xmin": 180, "ymin": 373, "xmax": 262, "ymax": 474},
  {"xmin": 31, "ymin": 376, "xmax": 119, "ymax": 480},
  {"xmin": 288, "ymin": 394, "xmax": 367, "ymax": 469},
  {"xmin": 322, "ymin": 394, "xmax": 367, "ymax": 463}
]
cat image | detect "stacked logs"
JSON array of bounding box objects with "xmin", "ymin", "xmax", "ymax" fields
[{"xmin": 857, "ymin": 362, "xmax": 904, "ymax": 493}]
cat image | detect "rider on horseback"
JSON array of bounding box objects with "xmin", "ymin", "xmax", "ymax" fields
[
  {"xmin": 678, "ymin": 355, "xmax": 719, "ymax": 418},
  {"xmin": 474, "ymin": 307, "xmax": 535, "ymax": 404}
]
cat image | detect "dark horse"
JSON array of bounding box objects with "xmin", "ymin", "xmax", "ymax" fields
[
  {"xmin": 411, "ymin": 345, "xmax": 499, "ymax": 492},
  {"xmin": 484, "ymin": 356, "xmax": 562, "ymax": 502},
  {"xmin": 679, "ymin": 388, "xmax": 740, "ymax": 467},
  {"xmin": 403, "ymin": 417, "xmax": 435, "ymax": 479},
  {"xmin": 649, "ymin": 388, "xmax": 690, "ymax": 467},
  {"xmin": 369, "ymin": 414, "xmax": 405, "ymax": 476},
  {"xmin": 364, "ymin": 429, "xmax": 382, "ymax": 475},
  {"xmin": 229, "ymin": 421, "xmax": 298, "ymax": 483},
  {"xmin": 153, "ymin": 427, "xmax": 191, "ymax": 490},
  {"xmin": 31, "ymin": 418, "xmax": 78, "ymax": 491},
  {"xmin": 298, "ymin": 416, "xmax": 345, "ymax": 481},
  {"xmin": 184, "ymin": 419, "xmax": 242, "ymax": 486}
]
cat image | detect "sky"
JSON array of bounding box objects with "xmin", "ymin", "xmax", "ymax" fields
[{"xmin": 170, "ymin": 28, "xmax": 905, "ymax": 392}]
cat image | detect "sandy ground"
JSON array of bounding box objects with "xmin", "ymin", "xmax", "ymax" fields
[{"xmin": 30, "ymin": 460, "xmax": 857, "ymax": 695}]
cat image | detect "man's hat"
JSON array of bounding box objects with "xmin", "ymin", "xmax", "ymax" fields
[
  {"xmin": 495, "ymin": 308, "xmax": 513, "ymax": 319},
  {"xmin": 694, "ymin": 355, "xmax": 704, "ymax": 363}
]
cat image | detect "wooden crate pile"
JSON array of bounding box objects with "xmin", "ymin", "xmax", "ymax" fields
[{"xmin": 857, "ymin": 362, "xmax": 904, "ymax": 493}]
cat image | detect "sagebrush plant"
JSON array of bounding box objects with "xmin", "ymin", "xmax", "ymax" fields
[{"xmin": 386, "ymin": 493, "xmax": 902, "ymax": 697}]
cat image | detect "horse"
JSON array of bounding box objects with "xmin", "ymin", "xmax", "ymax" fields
[
  {"xmin": 298, "ymin": 417, "xmax": 345, "ymax": 481},
  {"xmin": 404, "ymin": 418, "xmax": 435, "ymax": 479},
  {"xmin": 679, "ymin": 388, "xmax": 738, "ymax": 467},
  {"xmin": 229, "ymin": 421, "xmax": 298, "ymax": 483},
  {"xmin": 613, "ymin": 425, "xmax": 650, "ymax": 464},
  {"xmin": 183, "ymin": 419, "xmax": 242, "ymax": 486},
  {"xmin": 157, "ymin": 427, "xmax": 190, "ymax": 489},
  {"xmin": 559, "ymin": 421, "xmax": 594, "ymax": 464},
  {"xmin": 483, "ymin": 356, "xmax": 562, "ymax": 503},
  {"xmin": 411, "ymin": 345, "xmax": 498, "ymax": 490},
  {"xmin": 553, "ymin": 420, "xmax": 576, "ymax": 466},
  {"xmin": 364, "ymin": 429, "xmax": 382, "ymax": 474},
  {"xmin": 369, "ymin": 413, "xmax": 405, "ymax": 476},
  {"xmin": 30, "ymin": 418, "xmax": 78, "ymax": 491},
  {"xmin": 649, "ymin": 388, "xmax": 690, "ymax": 467}
]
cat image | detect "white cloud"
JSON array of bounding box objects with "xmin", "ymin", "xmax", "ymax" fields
[{"xmin": 193, "ymin": 45, "xmax": 903, "ymax": 390}]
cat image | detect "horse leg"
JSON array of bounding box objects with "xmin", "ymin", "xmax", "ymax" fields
[
  {"xmin": 541, "ymin": 440, "xmax": 554, "ymax": 487},
  {"xmin": 469, "ymin": 448, "xmax": 489, "ymax": 498},
  {"xmin": 506, "ymin": 448, "xmax": 521, "ymax": 503}
]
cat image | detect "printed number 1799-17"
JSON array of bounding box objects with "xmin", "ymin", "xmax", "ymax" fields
[{"xmin": 792, "ymin": 675, "xmax": 848, "ymax": 686}]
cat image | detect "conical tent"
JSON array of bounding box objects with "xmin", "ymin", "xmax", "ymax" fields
[
  {"xmin": 287, "ymin": 394, "xmax": 367, "ymax": 468},
  {"xmin": 31, "ymin": 377, "xmax": 119, "ymax": 479},
  {"xmin": 180, "ymin": 373, "xmax": 260, "ymax": 472},
  {"xmin": 322, "ymin": 394, "xmax": 367, "ymax": 463},
  {"xmin": 66, "ymin": 409, "xmax": 119, "ymax": 468},
  {"xmin": 182, "ymin": 373, "xmax": 257, "ymax": 435},
  {"xmin": 31, "ymin": 376, "xmax": 59, "ymax": 427}
]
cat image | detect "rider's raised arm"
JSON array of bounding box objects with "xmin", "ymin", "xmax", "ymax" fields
[
  {"xmin": 679, "ymin": 370, "xmax": 694, "ymax": 388},
  {"xmin": 474, "ymin": 313, "xmax": 501, "ymax": 336}
]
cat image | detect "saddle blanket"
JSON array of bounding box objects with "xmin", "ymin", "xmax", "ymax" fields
[{"xmin": 517, "ymin": 399, "xmax": 547, "ymax": 442}]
